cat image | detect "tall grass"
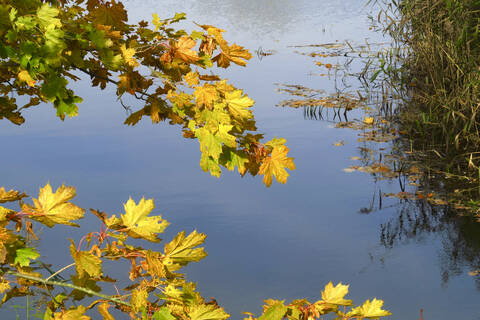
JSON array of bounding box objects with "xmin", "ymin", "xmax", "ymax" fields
[{"xmin": 369, "ymin": 0, "xmax": 480, "ymax": 211}]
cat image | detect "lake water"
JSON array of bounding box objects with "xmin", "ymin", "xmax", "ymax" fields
[{"xmin": 1, "ymin": 1, "xmax": 480, "ymax": 319}]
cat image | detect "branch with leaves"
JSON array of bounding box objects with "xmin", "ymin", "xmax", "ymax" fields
[
  {"xmin": 0, "ymin": 0, "xmax": 295, "ymax": 187},
  {"xmin": 0, "ymin": 183, "xmax": 391, "ymax": 320}
]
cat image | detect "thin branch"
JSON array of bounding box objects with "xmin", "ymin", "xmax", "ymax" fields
[
  {"xmin": 5, "ymin": 271, "xmax": 132, "ymax": 308},
  {"xmin": 45, "ymin": 263, "xmax": 75, "ymax": 282}
]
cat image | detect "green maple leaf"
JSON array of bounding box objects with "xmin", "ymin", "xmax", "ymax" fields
[
  {"xmin": 153, "ymin": 307, "xmax": 175, "ymax": 320},
  {"xmin": 36, "ymin": 4, "xmax": 61, "ymax": 29},
  {"xmin": 258, "ymin": 301, "xmax": 287, "ymax": 320},
  {"xmin": 23, "ymin": 183, "xmax": 85, "ymax": 227},
  {"xmin": 188, "ymin": 304, "xmax": 230, "ymax": 320},
  {"xmin": 164, "ymin": 230, "xmax": 207, "ymax": 266},
  {"xmin": 14, "ymin": 247, "xmax": 40, "ymax": 267},
  {"xmin": 69, "ymin": 240, "xmax": 102, "ymax": 278},
  {"xmin": 118, "ymin": 197, "xmax": 169, "ymax": 242}
]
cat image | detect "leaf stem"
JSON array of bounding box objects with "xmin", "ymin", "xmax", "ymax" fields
[{"xmin": 4, "ymin": 271, "xmax": 132, "ymax": 307}]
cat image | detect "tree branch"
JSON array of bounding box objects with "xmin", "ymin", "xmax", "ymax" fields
[{"xmin": 5, "ymin": 271, "xmax": 132, "ymax": 308}]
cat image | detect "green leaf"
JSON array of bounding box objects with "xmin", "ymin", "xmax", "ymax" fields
[
  {"xmin": 37, "ymin": 4, "xmax": 62, "ymax": 29},
  {"xmin": 14, "ymin": 247, "xmax": 40, "ymax": 267},
  {"xmin": 258, "ymin": 301, "xmax": 287, "ymax": 320},
  {"xmin": 153, "ymin": 307, "xmax": 175, "ymax": 320}
]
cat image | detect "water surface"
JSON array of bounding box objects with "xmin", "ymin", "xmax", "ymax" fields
[{"xmin": 1, "ymin": 1, "xmax": 479, "ymax": 319}]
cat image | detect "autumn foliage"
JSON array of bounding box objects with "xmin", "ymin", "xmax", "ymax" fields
[{"xmin": 0, "ymin": 0, "xmax": 295, "ymax": 187}]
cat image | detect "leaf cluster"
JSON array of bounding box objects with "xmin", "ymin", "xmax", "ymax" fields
[
  {"xmin": 0, "ymin": 183, "xmax": 392, "ymax": 320},
  {"xmin": 0, "ymin": 0, "xmax": 295, "ymax": 187}
]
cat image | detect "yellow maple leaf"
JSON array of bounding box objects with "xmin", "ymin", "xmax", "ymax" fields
[
  {"xmin": 184, "ymin": 71, "xmax": 200, "ymax": 87},
  {"xmin": 173, "ymin": 36, "xmax": 199, "ymax": 63},
  {"xmin": 225, "ymin": 90, "xmax": 254, "ymax": 121},
  {"xmin": 0, "ymin": 187, "xmax": 26, "ymax": 203},
  {"xmin": 17, "ymin": 70, "xmax": 36, "ymax": 87},
  {"xmin": 53, "ymin": 306, "xmax": 91, "ymax": 320},
  {"xmin": 213, "ymin": 43, "xmax": 252, "ymax": 68},
  {"xmin": 119, "ymin": 197, "xmax": 169, "ymax": 242},
  {"xmin": 193, "ymin": 84, "xmax": 218, "ymax": 108},
  {"xmin": 259, "ymin": 145, "xmax": 296, "ymax": 187},
  {"xmin": 120, "ymin": 44, "xmax": 139, "ymax": 67},
  {"xmin": 320, "ymin": 282, "xmax": 353, "ymax": 306},
  {"xmin": 23, "ymin": 183, "xmax": 85, "ymax": 227},
  {"xmin": 346, "ymin": 298, "xmax": 391, "ymax": 319}
]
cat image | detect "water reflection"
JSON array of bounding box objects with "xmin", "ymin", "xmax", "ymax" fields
[
  {"xmin": 380, "ymin": 200, "xmax": 480, "ymax": 288},
  {"xmin": 276, "ymin": 38, "xmax": 480, "ymax": 291}
]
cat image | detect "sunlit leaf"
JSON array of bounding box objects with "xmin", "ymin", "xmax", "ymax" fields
[
  {"xmin": 119, "ymin": 197, "xmax": 169, "ymax": 242},
  {"xmin": 23, "ymin": 183, "xmax": 85, "ymax": 227},
  {"xmin": 346, "ymin": 298, "xmax": 392, "ymax": 319},
  {"xmin": 259, "ymin": 145, "xmax": 295, "ymax": 187},
  {"xmin": 320, "ymin": 282, "xmax": 352, "ymax": 306}
]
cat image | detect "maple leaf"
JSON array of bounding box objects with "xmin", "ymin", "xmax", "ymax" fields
[
  {"xmin": 259, "ymin": 145, "xmax": 296, "ymax": 187},
  {"xmin": 164, "ymin": 230, "xmax": 207, "ymax": 266},
  {"xmin": 0, "ymin": 187, "xmax": 26, "ymax": 203},
  {"xmin": 225, "ymin": 90, "xmax": 254, "ymax": 122},
  {"xmin": 69, "ymin": 240, "xmax": 102, "ymax": 278},
  {"xmin": 213, "ymin": 43, "xmax": 252, "ymax": 68},
  {"xmin": 14, "ymin": 247, "xmax": 40, "ymax": 267},
  {"xmin": 219, "ymin": 148, "xmax": 248, "ymax": 174},
  {"xmin": 193, "ymin": 84, "xmax": 218, "ymax": 108},
  {"xmin": 118, "ymin": 197, "xmax": 169, "ymax": 242},
  {"xmin": 120, "ymin": 44, "xmax": 139, "ymax": 67},
  {"xmin": 346, "ymin": 298, "xmax": 392, "ymax": 319},
  {"xmin": 184, "ymin": 71, "xmax": 200, "ymax": 87},
  {"xmin": 17, "ymin": 70, "xmax": 36, "ymax": 87},
  {"xmin": 53, "ymin": 305, "xmax": 91, "ymax": 320},
  {"xmin": 97, "ymin": 303, "xmax": 114, "ymax": 320},
  {"xmin": 189, "ymin": 303, "xmax": 230, "ymax": 320},
  {"xmin": 36, "ymin": 4, "xmax": 62, "ymax": 29},
  {"xmin": 200, "ymin": 153, "xmax": 222, "ymax": 177},
  {"xmin": 320, "ymin": 282, "xmax": 353, "ymax": 306},
  {"xmin": 173, "ymin": 36, "xmax": 199, "ymax": 63},
  {"xmin": 23, "ymin": 183, "xmax": 85, "ymax": 227},
  {"xmin": 258, "ymin": 301, "xmax": 287, "ymax": 320}
]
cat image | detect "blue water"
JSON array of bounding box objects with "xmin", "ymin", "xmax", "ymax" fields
[{"xmin": 1, "ymin": 1, "xmax": 479, "ymax": 319}]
